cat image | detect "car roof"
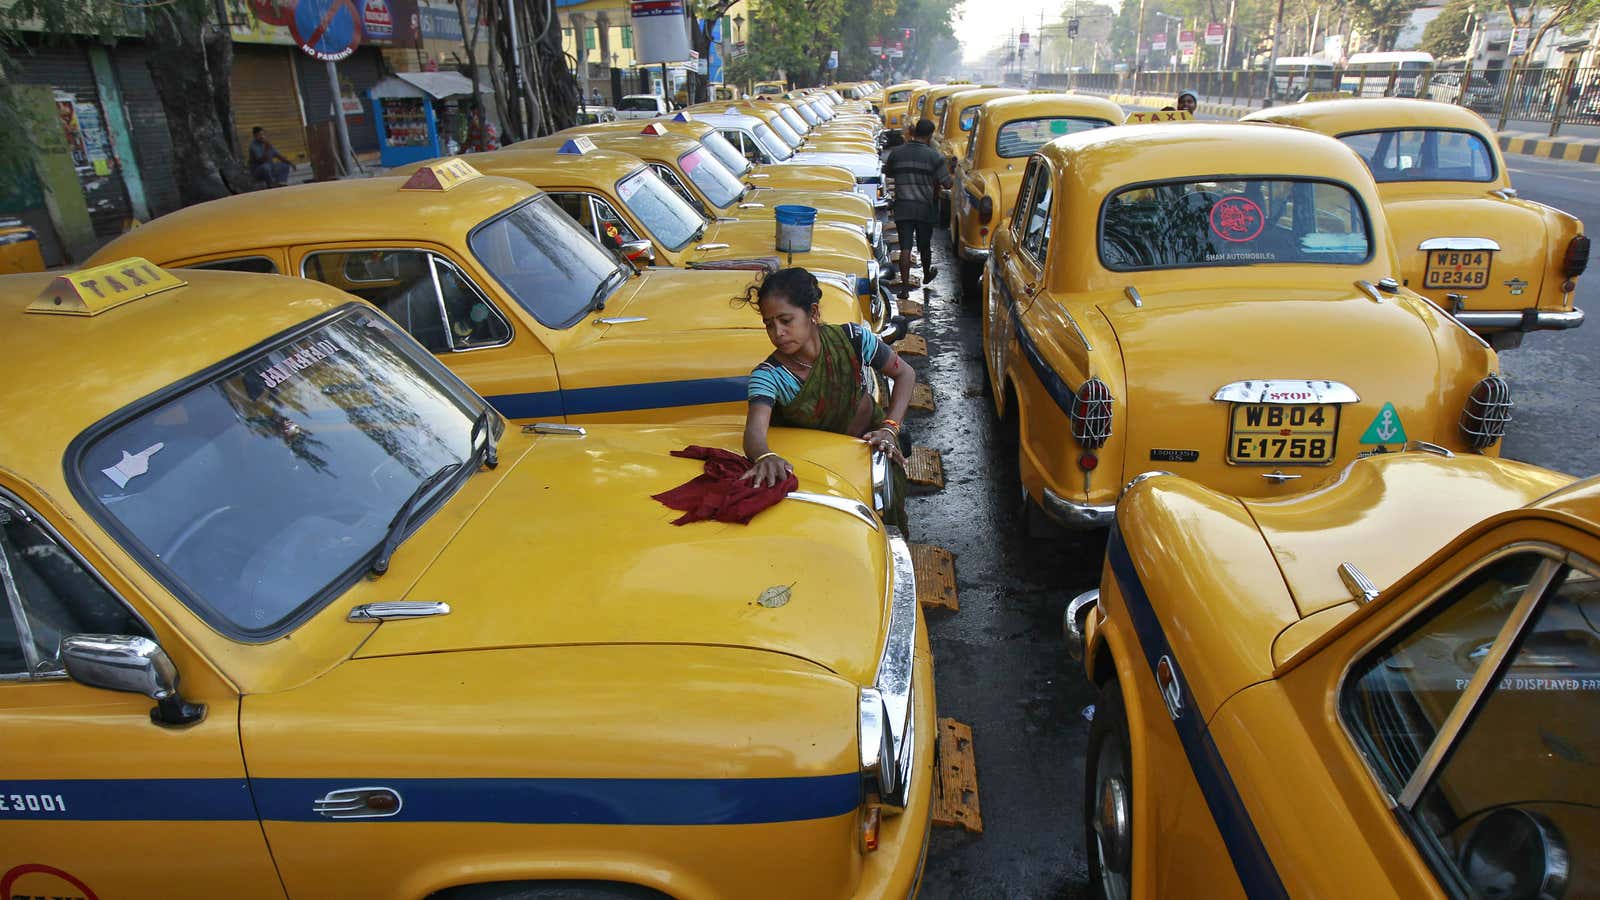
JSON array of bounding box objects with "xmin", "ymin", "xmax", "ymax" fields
[
  {"xmin": 1528, "ymin": 476, "xmax": 1600, "ymax": 531},
  {"xmin": 1243, "ymin": 97, "xmax": 1493, "ymax": 135},
  {"xmin": 978, "ymin": 92, "xmax": 1126, "ymax": 124},
  {"xmin": 945, "ymin": 87, "xmax": 1025, "ymax": 110},
  {"xmin": 447, "ymin": 146, "xmax": 650, "ymax": 190},
  {"xmin": 1, "ymin": 268, "xmax": 349, "ymax": 484},
  {"xmin": 91, "ymin": 174, "xmax": 540, "ymax": 265},
  {"xmin": 517, "ymin": 128, "xmax": 700, "ymax": 161},
  {"xmin": 1038, "ymin": 121, "xmax": 1376, "ymax": 189}
]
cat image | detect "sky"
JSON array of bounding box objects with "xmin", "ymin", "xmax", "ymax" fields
[{"xmin": 957, "ymin": 0, "xmax": 1102, "ymax": 63}]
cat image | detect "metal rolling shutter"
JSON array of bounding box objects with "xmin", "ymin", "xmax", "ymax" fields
[
  {"xmin": 296, "ymin": 47, "xmax": 382, "ymax": 154},
  {"xmin": 10, "ymin": 45, "xmax": 132, "ymax": 237},
  {"xmin": 110, "ymin": 45, "xmax": 182, "ymax": 218},
  {"xmin": 232, "ymin": 45, "xmax": 309, "ymax": 166}
]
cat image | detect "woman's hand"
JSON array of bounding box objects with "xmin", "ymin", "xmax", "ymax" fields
[
  {"xmin": 741, "ymin": 453, "xmax": 793, "ymax": 488},
  {"xmin": 865, "ymin": 428, "xmax": 904, "ymax": 466}
]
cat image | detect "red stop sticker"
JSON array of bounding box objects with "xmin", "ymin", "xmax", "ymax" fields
[{"xmin": 1209, "ymin": 196, "xmax": 1264, "ymax": 243}]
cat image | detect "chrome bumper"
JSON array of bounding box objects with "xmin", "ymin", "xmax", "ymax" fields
[
  {"xmin": 1041, "ymin": 487, "xmax": 1117, "ymax": 530},
  {"xmin": 1064, "ymin": 588, "xmax": 1099, "ymax": 661},
  {"xmin": 875, "ymin": 286, "xmax": 907, "ymax": 343},
  {"xmin": 959, "ymin": 244, "xmax": 991, "ymax": 263},
  {"xmin": 1452, "ymin": 307, "xmax": 1585, "ymax": 332}
]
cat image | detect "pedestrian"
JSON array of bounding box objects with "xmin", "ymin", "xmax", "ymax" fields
[
  {"xmin": 1176, "ymin": 90, "xmax": 1198, "ymax": 113},
  {"xmin": 884, "ymin": 118, "xmax": 951, "ymax": 294},
  {"xmin": 738, "ymin": 267, "xmax": 915, "ymax": 527},
  {"xmin": 248, "ymin": 126, "xmax": 294, "ymax": 188}
]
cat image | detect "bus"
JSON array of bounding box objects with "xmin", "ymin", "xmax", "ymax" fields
[
  {"xmin": 1271, "ymin": 57, "xmax": 1337, "ymax": 99},
  {"xmin": 1340, "ymin": 51, "xmax": 1435, "ymax": 98}
]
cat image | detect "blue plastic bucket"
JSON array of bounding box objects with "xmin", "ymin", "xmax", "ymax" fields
[{"xmin": 773, "ymin": 204, "xmax": 817, "ymax": 253}]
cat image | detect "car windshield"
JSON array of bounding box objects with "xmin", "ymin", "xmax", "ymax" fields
[
  {"xmin": 469, "ymin": 196, "xmax": 622, "ymax": 328},
  {"xmin": 619, "ymin": 96, "xmax": 660, "ymax": 111},
  {"xmin": 75, "ymin": 309, "xmax": 482, "ymax": 639},
  {"xmin": 781, "ymin": 107, "xmax": 810, "ymax": 131},
  {"xmin": 679, "ymin": 145, "xmax": 744, "ymax": 208},
  {"xmin": 768, "ymin": 115, "xmax": 803, "ymax": 148},
  {"xmin": 617, "ymin": 167, "xmax": 705, "ymax": 251},
  {"xmin": 1100, "ymin": 177, "xmax": 1372, "ymax": 270},
  {"xmin": 793, "ymin": 103, "xmax": 820, "ymax": 126},
  {"xmin": 1339, "ymin": 128, "xmax": 1496, "ymax": 183},
  {"xmin": 889, "ymin": 89, "xmax": 910, "ymax": 103},
  {"xmin": 754, "ymin": 123, "xmax": 794, "ymax": 160},
  {"xmin": 996, "ymin": 116, "xmax": 1113, "ymax": 158},
  {"xmin": 703, "ymin": 130, "xmax": 753, "ymax": 175}
]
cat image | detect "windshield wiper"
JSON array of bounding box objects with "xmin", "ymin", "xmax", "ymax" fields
[
  {"xmin": 470, "ymin": 406, "xmax": 499, "ymax": 471},
  {"xmin": 369, "ymin": 461, "xmax": 461, "ymax": 576},
  {"xmin": 588, "ymin": 266, "xmax": 628, "ymax": 312}
]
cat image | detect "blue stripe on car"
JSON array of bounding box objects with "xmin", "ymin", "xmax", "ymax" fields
[
  {"xmin": 0, "ymin": 773, "xmax": 859, "ymax": 825},
  {"xmin": 997, "ymin": 276, "xmax": 1079, "ymax": 418},
  {"xmin": 486, "ymin": 375, "xmax": 749, "ymax": 420},
  {"xmin": 1106, "ymin": 526, "xmax": 1291, "ymax": 900}
]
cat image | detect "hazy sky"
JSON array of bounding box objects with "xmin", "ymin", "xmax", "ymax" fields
[{"xmin": 958, "ymin": 0, "xmax": 1093, "ymax": 62}]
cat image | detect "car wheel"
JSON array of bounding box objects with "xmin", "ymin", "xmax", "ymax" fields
[
  {"xmin": 1085, "ymin": 679, "xmax": 1134, "ymax": 900},
  {"xmin": 959, "ymin": 257, "xmax": 982, "ymax": 304}
]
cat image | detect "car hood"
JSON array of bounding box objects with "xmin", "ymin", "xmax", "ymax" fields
[
  {"xmin": 788, "ymin": 150, "xmax": 882, "ymax": 179},
  {"xmin": 743, "ymin": 188, "xmax": 875, "ymax": 222},
  {"xmin": 608, "ymin": 266, "xmax": 861, "ymax": 329},
  {"xmin": 357, "ymin": 426, "xmax": 890, "ymax": 684},
  {"xmin": 1099, "ymin": 287, "xmax": 1462, "ymax": 497},
  {"xmin": 691, "ymin": 220, "xmax": 872, "ymax": 278},
  {"xmin": 1377, "ymin": 189, "xmax": 1551, "ymax": 309}
]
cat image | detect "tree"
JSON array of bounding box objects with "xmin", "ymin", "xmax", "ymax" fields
[
  {"xmin": 143, "ymin": 0, "xmax": 251, "ymax": 203},
  {"xmin": 1347, "ymin": 0, "xmax": 1422, "ymax": 49},
  {"xmin": 1420, "ymin": 0, "xmax": 1472, "ymax": 58},
  {"xmin": 1505, "ymin": 0, "xmax": 1600, "ymax": 59},
  {"xmin": 690, "ymin": 0, "xmax": 740, "ymax": 102}
]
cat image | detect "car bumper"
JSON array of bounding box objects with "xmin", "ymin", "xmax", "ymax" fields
[
  {"xmin": 876, "ymin": 287, "xmax": 908, "ymax": 343},
  {"xmin": 1063, "ymin": 588, "xmax": 1099, "ymax": 661},
  {"xmin": 1040, "ymin": 486, "xmax": 1117, "ymax": 529},
  {"xmin": 959, "ymin": 244, "xmax": 991, "ymax": 263},
  {"xmin": 853, "ymin": 639, "xmax": 936, "ymax": 899},
  {"xmin": 1453, "ymin": 307, "xmax": 1585, "ymax": 332}
]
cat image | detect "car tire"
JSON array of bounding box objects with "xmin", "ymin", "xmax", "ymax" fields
[
  {"xmin": 959, "ymin": 257, "xmax": 982, "ymax": 304},
  {"xmin": 431, "ymin": 881, "xmax": 669, "ymax": 900},
  {"xmin": 1085, "ymin": 679, "xmax": 1134, "ymax": 900}
]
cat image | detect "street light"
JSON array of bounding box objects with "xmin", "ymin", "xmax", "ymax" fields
[{"xmin": 1153, "ymin": 11, "xmax": 1180, "ymax": 72}]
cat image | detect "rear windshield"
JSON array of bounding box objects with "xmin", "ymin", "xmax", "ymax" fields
[
  {"xmin": 888, "ymin": 89, "xmax": 910, "ymax": 103},
  {"xmin": 1338, "ymin": 128, "xmax": 1496, "ymax": 183},
  {"xmin": 996, "ymin": 116, "xmax": 1112, "ymax": 158},
  {"xmin": 1100, "ymin": 178, "xmax": 1372, "ymax": 270}
]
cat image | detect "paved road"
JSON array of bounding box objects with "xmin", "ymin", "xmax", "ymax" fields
[{"xmin": 906, "ymin": 150, "xmax": 1595, "ymax": 899}]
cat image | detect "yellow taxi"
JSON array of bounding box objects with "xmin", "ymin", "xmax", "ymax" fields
[
  {"xmin": 87, "ymin": 163, "xmax": 877, "ymax": 425},
  {"xmin": 918, "ymin": 83, "xmax": 988, "ymax": 141},
  {"xmin": 753, "ymin": 79, "xmax": 787, "ymax": 96},
  {"xmin": 931, "ymin": 87, "xmax": 1024, "ymax": 172},
  {"xmin": 1242, "ymin": 99, "xmax": 1588, "ymax": 350},
  {"xmin": 878, "ymin": 80, "xmax": 930, "ymax": 132},
  {"xmin": 0, "ymin": 260, "xmax": 933, "ymax": 900},
  {"xmin": 1072, "ymin": 449, "xmax": 1598, "ymax": 898},
  {"xmin": 951, "ymin": 93, "xmax": 1123, "ymax": 293},
  {"xmin": 982, "ymin": 123, "xmax": 1513, "ymax": 530},
  {"xmin": 587, "ymin": 111, "xmax": 862, "ymax": 194},
  {"xmin": 728, "ymin": 100, "xmax": 879, "ymax": 155}
]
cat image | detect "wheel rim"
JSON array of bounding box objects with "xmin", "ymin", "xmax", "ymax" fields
[{"xmin": 1091, "ymin": 732, "xmax": 1132, "ymax": 900}]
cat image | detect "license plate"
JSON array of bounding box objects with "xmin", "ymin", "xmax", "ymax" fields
[
  {"xmin": 1228, "ymin": 404, "xmax": 1340, "ymax": 464},
  {"xmin": 1424, "ymin": 249, "xmax": 1492, "ymax": 289}
]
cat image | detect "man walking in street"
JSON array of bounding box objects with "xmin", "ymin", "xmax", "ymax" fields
[
  {"xmin": 885, "ymin": 118, "xmax": 951, "ymax": 294},
  {"xmin": 248, "ymin": 126, "xmax": 294, "ymax": 188}
]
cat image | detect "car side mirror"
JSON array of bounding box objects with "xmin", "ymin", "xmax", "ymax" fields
[
  {"xmin": 61, "ymin": 634, "xmax": 205, "ymax": 727},
  {"xmin": 1459, "ymin": 808, "xmax": 1569, "ymax": 900},
  {"xmin": 619, "ymin": 239, "xmax": 656, "ymax": 266}
]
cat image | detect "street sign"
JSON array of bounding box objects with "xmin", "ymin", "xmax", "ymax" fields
[
  {"xmin": 1178, "ymin": 30, "xmax": 1195, "ymax": 51},
  {"xmin": 290, "ymin": 0, "xmax": 363, "ymax": 62},
  {"xmin": 630, "ymin": 0, "xmax": 692, "ymax": 65},
  {"xmin": 1508, "ymin": 26, "xmax": 1529, "ymax": 57},
  {"xmin": 1151, "ymin": 33, "xmax": 1167, "ymax": 51},
  {"xmin": 890, "ymin": 40, "xmax": 903, "ymax": 58},
  {"xmin": 1205, "ymin": 22, "xmax": 1224, "ymax": 45},
  {"xmin": 828, "ymin": 49, "xmax": 839, "ymax": 69},
  {"xmin": 1019, "ymin": 31, "xmax": 1030, "ymax": 46},
  {"xmin": 869, "ymin": 36, "xmax": 883, "ymax": 54}
]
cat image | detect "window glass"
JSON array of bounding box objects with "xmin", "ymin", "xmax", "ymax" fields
[
  {"xmin": 888, "ymin": 89, "xmax": 910, "ymax": 103},
  {"xmin": 768, "ymin": 116, "xmax": 803, "ymax": 149},
  {"xmin": 1100, "ymin": 178, "xmax": 1372, "ymax": 270},
  {"xmin": 996, "ymin": 116, "xmax": 1112, "ymax": 158},
  {"xmin": 188, "ymin": 256, "xmax": 278, "ymax": 274},
  {"xmin": 932, "ymin": 96, "xmax": 950, "ymax": 118},
  {"xmin": 1011, "ymin": 162, "xmax": 1042, "ymax": 241},
  {"xmin": 650, "ymin": 163, "xmax": 705, "ymax": 214},
  {"xmin": 678, "ymin": 145, "xmax": 743, "ymax": 208},
  {"xmin": 433, "ymin": 259, "xmax": 512, "ymax": 350},
  {"xmin": 1339, "ymin": 129, "xmax": 1496, "ymax": 183},
  {"xmin": 616, "ymin": 168, "xmax": 704, "ymax": 251},
  {"xmin": 793, "ymin": 103, "xmax": 819, "ymax": 126},
  {"xmin": 75, "ymin": 311, "xmax": 482, "ymax": 639},
  {"xmin": 471, "ymin": 196, "xmax": 623, "ymax": 328},
  {"xmin": 702, "ymin": 131, "xmax": 753, "ymax": 175},
  {"xmin": 753, "ymin": 124, "xmax": 793, "ymax": 160},
  {"xmin": 959, "ymin": 105, "xmax": 980, "ymax": 131},
  {"xmin": 0, "ymin": 497, "xmax": 149, "ymax": 676},
  {"xmin": 778, "ymin": 107, "xmax": 808, "ymax": 134},
  {"xmin": 1022, "ymin": 166, "xmax": 1053, "ymax": 263},
  {"xmin": 618, "ymin": 96, "xmax": 660, "ymax": 112},
  {"xmin": 964, "ymin": 122, "xmax": 979, "ymax": 163},
  {"xmin": 303, "ymin": 250, "xmax": 450, "ymax": 352}
]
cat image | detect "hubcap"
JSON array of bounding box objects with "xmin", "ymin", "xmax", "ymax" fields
[{"xmin": 1091, "ymin": 735, "xmax": 1132, "ymax": 900}]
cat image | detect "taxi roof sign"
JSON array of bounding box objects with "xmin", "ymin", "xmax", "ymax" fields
[
  {"xmin": 640, "ymin": 122, "xmax": 669, "ymax": 135},
  {"xmin": 28, "ymin": 257, "xmax": 186, "ymax": 317},
  {"xmin": 1126, "ymin": 110, "xmax": 1195, "ymax": 124},
  {"xmin": 672, "ymin": 111, "xmax": 696, "ymax": 122},
  {"xmin": 400, "ymin": 158, "xmax": 484, "ymax": 191},
  {"xmin": 558, "ymin": 136, "xmax": 598, "ymax": 155}
]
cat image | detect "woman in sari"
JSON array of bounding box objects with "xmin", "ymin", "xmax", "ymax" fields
[{"xmin": 739, "ymin": 268, "xmax": 917, "ymax": 524}]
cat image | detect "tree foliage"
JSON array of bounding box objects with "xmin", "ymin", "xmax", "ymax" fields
[
  {"xmin": 727, "ymin": 0, "xmax": 958, "ymax": 84},
  {"xmin": 1420, "ymin": 0, "xmax": 1472, "ymax": 59}
]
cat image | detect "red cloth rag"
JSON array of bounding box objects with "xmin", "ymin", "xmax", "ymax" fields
[{"xmin": 651, "ymin": 445, "xmax": 798, "ymax": 525}]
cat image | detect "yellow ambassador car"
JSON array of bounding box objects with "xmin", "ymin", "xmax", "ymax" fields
[
  {"xmin": 953, "ymin": 93, "xmax": 1123, "ymax": 293},
  {"xmin": 878, "ymin": 80, "xmax": 929, "ymax": 132},
  {"xmin": 982, "ymin": 123, "xmax": 1513, "ymax": 530},
  {"xmin": 0, "ymin": 261, "xmax": 933, "ymax": 900},
  {"xmin": 1242, "ymin": 99, "xmax": 1588, "ymax": 350},
  {"xmin": 88, "ymin": 163, "xmax": 873, "ymax": 425},
  {"xmin": 1073, "ymin": 449, "xmax": 1599, "ymax": 898},
  {"xmin": 932, "ymin": 87, "xmax": 1024, "ymax": 175},
  {"xmin": 584, "ymin": 111, "xmax": 862, "ymax": 194}
]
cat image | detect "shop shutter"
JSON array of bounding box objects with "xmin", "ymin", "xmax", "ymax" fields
[
  {"xmin": 232, "ymin": 45, "xmax": 310, "ymax": 166},
  {"xmin": 296, "ymin": 47, "xmax": 382, "ymax": 155},
  {"xmin": 110, "ymin": 45, "xmax": 182, "ymax": 217}
]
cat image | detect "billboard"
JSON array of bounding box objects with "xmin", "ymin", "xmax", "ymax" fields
[{"xmin": 630, "ymin": 0, "xmax": 692, "ymax": 65}]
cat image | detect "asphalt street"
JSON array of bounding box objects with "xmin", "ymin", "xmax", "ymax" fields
[{"xmin": 905, "ymin": 149, "xmax": 1596, "ymax": 899}]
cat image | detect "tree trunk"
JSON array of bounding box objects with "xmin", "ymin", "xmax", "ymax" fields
[{"xmin": 146, "ymin": 4, "xmax": 251, "ymax": 203}]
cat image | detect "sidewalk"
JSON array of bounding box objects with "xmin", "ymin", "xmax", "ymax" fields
[{"xmin": 1086, "ymin": 89, "xmax": 1600, "ymax": 168}]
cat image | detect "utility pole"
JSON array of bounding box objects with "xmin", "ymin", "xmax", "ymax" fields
[{"xmin": 1263, "ymin": 0, "xmax": 1286, "ymax": 106}]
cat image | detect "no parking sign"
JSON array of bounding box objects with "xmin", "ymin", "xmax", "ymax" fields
[{"xmin": 290, "ymin": 0, "xmax": 364, "ymax": 62}]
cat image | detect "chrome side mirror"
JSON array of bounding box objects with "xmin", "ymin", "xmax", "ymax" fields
[
  {"xmin": 1460, "ymin": 808, "xmax": 1568, "ymax": 900},
  {"xmin": 61, "ymin": 634, "xmax": 205, "ymax": 727},
  {"xmin": 619, "ymin": 239, "xmax": 656, "ymax": 266}
]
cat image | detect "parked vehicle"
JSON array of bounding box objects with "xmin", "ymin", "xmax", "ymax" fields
[{"xmin": 615, "ymin": 93, "xmax": 671, "ymax": 120}]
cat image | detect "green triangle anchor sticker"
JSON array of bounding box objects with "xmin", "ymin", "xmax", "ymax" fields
[{"xmin": 1360, "ymin": 402, "xmax": 1408, "ymax": 445}]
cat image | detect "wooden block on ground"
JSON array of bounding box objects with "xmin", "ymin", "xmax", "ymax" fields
[
  {"xmin": 933, "ymin": 718, "xmax": 983, "ymax": 832},
  {"xmin": 894, "ymin": 333, "xmax": 928, "ymax": 357},
  {"xmin": 897, "ymin": 298, "xmax": 925, "ymax": 318},
  {"xmin": 910, "ymin": 381, "xmax": 936, "ymax": 413},
  {"xmin": 905, "ymin": 445, "xmax": 944, "ymax": 489},
  {"xmin": 910, "ymin": 543, "xmax": 958, "ymax": 611}
]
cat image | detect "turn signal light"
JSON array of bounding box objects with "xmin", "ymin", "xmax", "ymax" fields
[
  {"xmin": 1069, "ymin": 377, "xmax": 1114, "ymax": 449},
  {"xmin": 861, "ymin": 806, "xmax": 882, "ymax": 852}
]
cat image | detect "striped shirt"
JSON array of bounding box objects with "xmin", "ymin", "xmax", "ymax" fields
[
  {"xmin": 885, "ymin": 140, "xmax": 950, "ymax": 223},
  {"xmin": 748, "ymin": 323, "xmax": 891, "ymax": 406}
]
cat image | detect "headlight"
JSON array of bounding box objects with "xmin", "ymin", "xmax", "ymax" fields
[
  {"xmin": 1070, "ymin": 376, "xmax": 1114, "ymax": 449},
  {"xmin": 858, "ymin": 687, "xmax": 898, "ymax": 800},
  {"xmin": 1460, "ymin": 373, "xmax": 1512, "ymax": 449},
  {"xmin": 858, "ymin": 537, "xmax": 918, "ymax": 813}
]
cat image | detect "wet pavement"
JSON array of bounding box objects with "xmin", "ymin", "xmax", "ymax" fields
[{"xmin": 894, "ymin": 243, "xmax": 1101, "ymax": 899}]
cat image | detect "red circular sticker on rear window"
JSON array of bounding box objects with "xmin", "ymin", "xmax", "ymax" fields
[{"xmin": 1209, "ymin": 196, "xmax": 1264, "ymax": 243}]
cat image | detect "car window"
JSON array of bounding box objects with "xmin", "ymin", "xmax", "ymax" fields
[
  {"xmin": 793, "ymin": 103, "xmax": 819, "ymax": 126},
  {"xmin": 753, "ymin": 124, "xmax": 793, "ymax": 160},
  {"xmin": 1100, "ymin": 177, "xmax": 1372, "ymax": 270},
  {"xmin": 471, "ymin": 195, "xmax": 623, "ymax": 329},
  {"xmin": 0, "ymin": 493, "xmax": 150, "ymax": 678},
  {"xmin": 933, "ymin": 96, "xmax": 950, "ymax": 118},
  {"xmin": 616, "ymin": 167, "xmax": 704, "ymax": 252},
  {"xmin": 702, "ymin": 131, "xmax": 753, "ymax": 175},
  {"xmin": 1011, "ymin": 160, "xmax": 1043, "ymax": 242},
  {"xmin": 302, "ymin": 250, "xmax": 510, "ymax": 353},
  {"xmin": 678, "ymin": 145, "xmax": 743, "ymax": 208},
  {"xmin": 650, "ymin": 163, "xmax": 706, "ymax": 214},
  {"xmin": 74, "ymin": 309, "xmax": 483, "ymax": 640},
  {"xmin": 959, "ymin": 105, "xmax": 981, "ymax": 131},
  {"xmin": 618, "ymin": 96, "xmax": 660, "ymax": 112},
  {"xmin": 187, "ymin": 256, "xmax": 278, "ymax": 274},
  {"xmin": 1339, "ymin": 129, "xmax": 1496, "ymax": 183},
  {"xmin": 996, "ymin": 116, "xmax": 1112, "ymax": 158},
  {"xmin": 1021, "ymin": 164, "xmax": 1053, "ymax": 264},
  {"xmin": 964, "ymin": 121, "xmax": 979, "ymax": 163},
  {"xmin": 768, "ymin": 116, "xmax": 803, "ymax": 148},
  {"xmin": 889, "ymin": 89, "xmax": 910, "ymax": 103}
]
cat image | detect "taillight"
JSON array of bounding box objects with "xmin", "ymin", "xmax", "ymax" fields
[
  {"xmin": 1070, "ymin": 377, "xmax": 1113, "ymax": 449},
  {"xmin": 1460, "ymin": 374, "xmax": 1512, "ymax": 450},
  {"xmin": 978, "ymin": 195, "xmax": 994, "ymax": 223},
  {"xmin": 1564, "ymin": 235, "xmax": 1590, "ymax": 278}
]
